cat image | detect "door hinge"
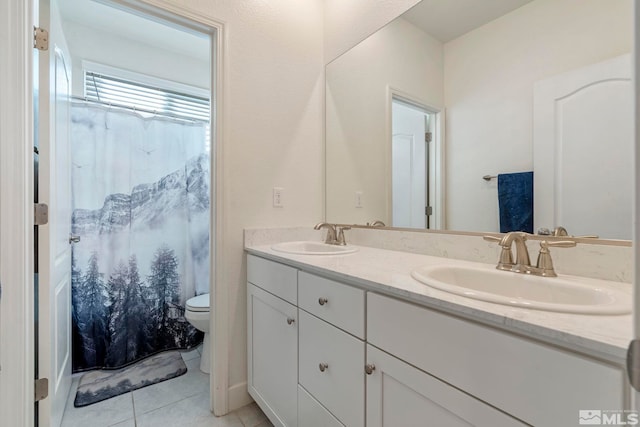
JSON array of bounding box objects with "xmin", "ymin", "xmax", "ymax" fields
[
  {"xmin": 34, "ymin": 203, "xmax": 49, "ymax": 225},
  {"xmin": 33, "ymin": 27, "xmax": 49, "ymax": 51},
  {"xmin": 425, "ymin": 206, "xmax": 433, "ymax": 216},
  {"xmin": 425, "ymin": 131, "xmax": 432, "ymax": 144},
  {"xmin": 35, "ymin": 378, "xmax": 48, "ymax": 402},
  {"xmin": 627, "ymin": 339, "xmax": 640, "ymax": 390}
]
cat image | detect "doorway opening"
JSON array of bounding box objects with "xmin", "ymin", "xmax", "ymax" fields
[
  {"xmin": 390, "ymin": 96, "xmax": 441, "ymax": 229},
  {"xmin": 35, "ymin": 0, "xmax": 221, "ymax": 425}
]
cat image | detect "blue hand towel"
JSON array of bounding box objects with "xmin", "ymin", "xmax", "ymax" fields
[{"xmin": 498, "ymin": 171, "xmax": 533, "ymax": 233}]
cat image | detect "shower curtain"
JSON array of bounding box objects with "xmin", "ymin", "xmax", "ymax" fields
[{"xmin": 70, "ymin": 104, "xmax": 210, "ymax": 372}]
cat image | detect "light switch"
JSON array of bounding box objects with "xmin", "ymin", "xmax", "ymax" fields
[{"xmin": 273, "ymin": 187, "xmax": 284, "ymax": 207}]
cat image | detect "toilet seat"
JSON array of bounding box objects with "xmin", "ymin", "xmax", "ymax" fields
[{"xmin": 186, "ymin": 293, "xmax": 210, "ymax": 312}]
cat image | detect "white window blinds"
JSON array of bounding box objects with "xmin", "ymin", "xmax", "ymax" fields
[{"xmin": 84, "ymin": 71, "xmax": 210, "ymax": 122}]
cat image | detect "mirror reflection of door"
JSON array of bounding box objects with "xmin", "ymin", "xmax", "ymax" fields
[{"xmin": 391, "ymin": 98, "xmax": 434, "ymax": 228}]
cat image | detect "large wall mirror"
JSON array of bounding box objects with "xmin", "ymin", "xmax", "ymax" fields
[{"xmin": 325, "ymin": 0, "xmax": 633, "ymax": 240}]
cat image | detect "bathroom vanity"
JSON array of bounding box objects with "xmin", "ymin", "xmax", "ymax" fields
[{"xmin": 245, "ymin": 243, "xmax": 631, "ymax": 427}]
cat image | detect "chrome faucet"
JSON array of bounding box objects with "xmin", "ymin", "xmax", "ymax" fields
[
  {"xmin": 484, "ymin": 232, "xmax": 530, "ymax": 273},
  {"xmin": 314, "ymin": 222, "xmax": 337, "ymax": 244},
  {"xmin": 484, "ymin": 232, "xmax": 576, "ymax": 277},
  {"xmin": 537, "ymin": 225, "xmax": 598, "ymax": 239},
  {"xmin": 367, "ymin": 220, "xmax": 386, "ymax": 227},
  {"xmin": 552, "ymin": 226, "xmax": 569, "ymax": 237},
  {"xmin": 552, "ymin": 226, "xmax": 598, "ymax": 239},
  {"xmin": 314, "ymin": 223, "xmax": 351, "ymax": 245}
]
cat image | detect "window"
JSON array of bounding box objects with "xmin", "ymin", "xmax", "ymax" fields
[{"xmin": 84, "ymin": 71, "xmax": 210, "ymax": 122}]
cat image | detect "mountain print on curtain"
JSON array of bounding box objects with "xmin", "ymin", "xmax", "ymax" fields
[{"xmin": 70, "ymin": 105, "xmax": 209, "ymax": 372}]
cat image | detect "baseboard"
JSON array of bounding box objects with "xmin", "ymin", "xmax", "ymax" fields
[{"xmin": 228, "ymin": 381, "xmax": 253, "ymax": 412}]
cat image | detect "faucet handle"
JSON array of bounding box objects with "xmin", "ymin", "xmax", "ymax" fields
[
  {"xmin": 314, "ymin": 222, "xmax": 338, "ymax": 244},
  {"xmin": 336, "ymin": 226, "xmax": 351, "ymax": 246},
  {"xmin": 535, "ymin": 240, "xmax": 577, "ymax": 277},
  {"xmin": 483, "ymin": 235, "xmax": 513, "ymax": 270}
]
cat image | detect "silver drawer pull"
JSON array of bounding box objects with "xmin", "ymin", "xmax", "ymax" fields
[
  {"xmin": 365, "ymin": 364, "xmax": 376, "ymax": 375},
  {"xmin": 318, "ymin": 297, "xmax": 328, "ymax": 306},
  {"xmin": 286, "ymin": 317, "xmax": 295, "ymax": 325},
  {"xmin": 319, "ymin": 363, "xmax": 329, "ymax": 372}
]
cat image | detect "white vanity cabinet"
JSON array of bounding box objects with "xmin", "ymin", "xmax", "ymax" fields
[
  {"xmin": 246, "ymin": 254, "xmax": 627, "ymax": 427},
  {"xmin": 247, "ymin": 256, "xmax": 299, "ymax": 427}
]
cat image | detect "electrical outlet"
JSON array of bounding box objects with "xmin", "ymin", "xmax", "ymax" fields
[
  {"xmin": 273, "ymin": 187, "xmax": 284, "ymax": 207},
  {"xmin": 355, "ymin": 191, "xmax": 363, "ymax": 208}
]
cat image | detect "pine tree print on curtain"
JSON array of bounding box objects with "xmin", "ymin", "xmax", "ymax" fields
[{"xmin": 70, "ymin": 104, "xmax": 209, "ymax": 372}]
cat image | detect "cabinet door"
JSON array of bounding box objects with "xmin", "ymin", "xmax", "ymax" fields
[
  {"xmin": 248, "ymin": 284, "xmax": 298, "ymax": 427},
  {"xmin": 366, "ymin": 345, "xmax": 526, "ymax": 427}
]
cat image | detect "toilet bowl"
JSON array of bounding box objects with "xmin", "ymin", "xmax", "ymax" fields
[{"xmin": 185, "ymin": 293, "xmax": 211, "ymax": 374}]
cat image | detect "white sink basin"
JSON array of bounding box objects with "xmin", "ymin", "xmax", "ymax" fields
[
  {"xmin": 411, "ymin": 265, "xmax": 630, "ymax": 315},
  {"xmin": 271, "ymin": 241, "xmax": 358, "ymax": 255}
]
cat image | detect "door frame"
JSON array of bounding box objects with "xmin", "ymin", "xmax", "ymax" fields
[
  {"xmin": 0, "ymin": 0, "xmax": 36, "ymax": 425},
  {"xmin": 106, "ymin": 1, "xmax": 228, "ymax": 416},
  {"xmin": 386, "ymin": 86, "xmax": 445, "ymax": 229},
  {"xmin": 0, "ymin": 0, "xmax": 229, "ymax": 422}
]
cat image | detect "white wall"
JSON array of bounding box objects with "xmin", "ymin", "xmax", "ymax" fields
[
  {"xmin": 62, "ymin": 20, "xmax": 209, "ymax": 96},
  {"xmin": 324, "ymin": 0, "xmax": 421, "ymax": 63},
  {"xmin": 443, "ymin": 0, "xmax": 633, "ymax": 232},
  {"xmin": 326, "ymin": 17, "xmax": 443, "ymax": 225}
]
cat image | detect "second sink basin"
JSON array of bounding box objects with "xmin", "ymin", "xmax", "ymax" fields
[
  {"xmin": 272, "ymin": 241, "xmax": 358, "ymax": 255},
  {"xmin": 411, "ymin": 265, "xmax": 630, "ymax": 315}
]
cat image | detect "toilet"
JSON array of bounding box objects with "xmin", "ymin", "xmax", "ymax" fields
[{"xmin": 185, "ymin": 293, "xmax": 211, "ymax": 374}]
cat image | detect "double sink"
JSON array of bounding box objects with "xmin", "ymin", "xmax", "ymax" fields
[{"xmin": 271, "ymin": 241, "xmax": 630, "ymax": 315}]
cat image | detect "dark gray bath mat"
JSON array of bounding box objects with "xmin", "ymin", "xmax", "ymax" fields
[{"xmin": 74, "ymin": 351, "xmax": 187, "ymax": 407}]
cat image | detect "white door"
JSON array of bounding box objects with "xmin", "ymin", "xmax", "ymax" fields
[
  {"xmin": 533, "ymin": 54, "xmax": 633, "ymax": 240},
  {"xmin": 365, "ymin": 345, "xmax": 525, "ymax": 427},
  {"xmin": 37, "ymin": 0, "xmax": 73, "ymax": 425},
  {"xmin": 391, "ymin": 100, "xmax": 428, "ymax": 228}
]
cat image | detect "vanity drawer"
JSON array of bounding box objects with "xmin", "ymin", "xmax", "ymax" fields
[
  {"xmin": 367, "ymin": 293, "xmax": 626, "ymax": 427},
  {"xmin": 298, "ymin": 271, "xmax": 365, "ymax": 338},
  {"xmin": 298, "ymin": 385, "xmax": 344, "ymax": 427},
  {"xmin": 299, "ymin": 310, "xmax": 365, "ymax": 427},
  {"xmin": 247, "ymin": 255, "xmax": 298, "ymax": 304}
]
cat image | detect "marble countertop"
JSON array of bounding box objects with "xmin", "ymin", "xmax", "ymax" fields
[{"xmin": 245, "ymin": 243, "xmax": 632, "ymax": 364}]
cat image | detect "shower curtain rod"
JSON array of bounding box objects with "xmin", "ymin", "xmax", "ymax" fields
[{"xmin": 69, "ymin": 96, "xmax": 209, "ymax": 124}]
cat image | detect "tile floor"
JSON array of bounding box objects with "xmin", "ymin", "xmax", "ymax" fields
[{"xmin": 61, "ymin": 347, "xmax": 273, "ymax": 427}]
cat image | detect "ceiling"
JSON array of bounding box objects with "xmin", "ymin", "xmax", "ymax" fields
[
  {"xmin": 58, "ymin": 0, "xmax": 534, "ymax": 62},
  {"xmin": 403, "ymin": 0, "xmax": 534, "ymax": 42},
  {"xmin": 57, "ymin": 0, "xmax": 209, "ymax": 61}
]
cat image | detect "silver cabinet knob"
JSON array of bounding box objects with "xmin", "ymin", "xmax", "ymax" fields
[
  {"xmin": 319, "ymin": 363, "xmax": 329, "ymax": 372},
  {"xmin": 69, "ymin": 234, "xmax": 81, "ymax": 244},
  {"xmin": 365, "ymin": 364, "xmax": 376, "ymax": 375},
  {"xmin": 286, "ymin": 317, "xmax": 295, "ymax": 325},
  {"xmin": 318, "ymin": 297, "xmax": 328, "ymax": 306}
]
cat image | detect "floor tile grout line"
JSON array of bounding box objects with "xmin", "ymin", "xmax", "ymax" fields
[
  {"xmin": 131, "ymin": 392, "xmax": 138, "ymax": 426},
  {"xmin": 134, "ymin": 391, "xmax": 207, "ymax": 418}
]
